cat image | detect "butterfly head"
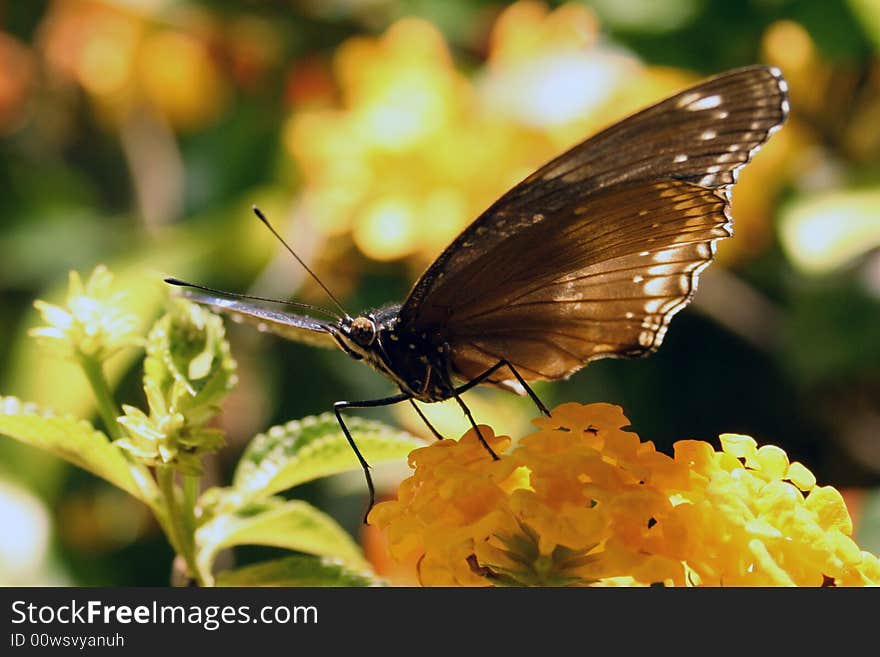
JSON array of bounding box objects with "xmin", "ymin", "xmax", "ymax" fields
[
  {"xmin": 328, "ymin": 313, "xmax": 384, "ymax": 362},
  {"xmin": 347, "ymin": 316, "xmax": 377, "ymax": 347},
  {"xmin": 330, "ymin": 305, "xmax": 450, "ymax": 401}
]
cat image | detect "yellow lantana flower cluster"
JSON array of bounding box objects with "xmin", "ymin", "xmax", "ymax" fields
[{"xmin": 369, "ymin": 402, "xmax": 879, "ymax": 587}]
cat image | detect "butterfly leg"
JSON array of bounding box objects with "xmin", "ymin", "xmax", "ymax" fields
[
  {"xmin": 334, "ymin": 392, "xmax": 412, "ymax": 523},
  {"xmin": 450, "ymin": 388, "xmax": 500, "ymax": 461},
  {"xmin": 436, "ymin": 345, "xmax": 501, "ymax": 460},
  {"xmin": 455, "ymin": 359, "xmax": 551, "ymax": 417},
  {"xmin": 408, "ymin": 398, "xmax": 444, "ymax": 440}
]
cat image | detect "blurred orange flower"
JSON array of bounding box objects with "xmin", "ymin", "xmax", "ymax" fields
[
  {"xmin": 369, "ymin": 402, "xmax": 880, "ymax": 586},
  {"xmin": 38, "ymin": 0, "xmax": 229, "ymax": 130},
  {"xmin": 0, "ymin": 32, "xmax": 37, "ymax": 134}
]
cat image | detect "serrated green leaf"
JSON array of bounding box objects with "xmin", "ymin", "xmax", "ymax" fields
[
  {"xmin": 0, "ymin": 396, "xmax": 159, "ymax": 507},
  {"xmin": 215, "ymin": 554, "xmax": 379, "ymax": 587},
  {"xmin": 196, "ymin": 497, "xmax": 372, "ymax": 583},
  {"xmin": 233, "ymin": 413, "xmax": 425, "ymax": 500}
]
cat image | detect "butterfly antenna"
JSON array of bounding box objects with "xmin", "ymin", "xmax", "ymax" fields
[
  {"xmin": 164, "ymin": 277, "xmax": 341, "ymax": 321},
  {"xmin": 252, "ymin": 206, "xmax": 350, "ymax": 319}
]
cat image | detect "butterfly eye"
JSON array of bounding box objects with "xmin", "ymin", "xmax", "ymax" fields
[{"xmin": 349, "ymin": 316, "xmax": 377, "ymax": 347}]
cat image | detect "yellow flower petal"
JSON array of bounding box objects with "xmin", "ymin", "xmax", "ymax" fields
[
  {"xmin": 785, "ymin": 461, "xmax": 817, "ymax": 491},
  {"xmin": 755, "ymin": 445, "xmax": 790, "ymax": 480},
  {"xmin": 748, "ymin": 539, "xmax": 797, "ymax": 586},
  {"xmin": 805, "ymin": 486, "xmax": 853, "ymax": 535},
  {"xmin": 719, "ymin": 433, "xmax": 758, "ymax": 461}
]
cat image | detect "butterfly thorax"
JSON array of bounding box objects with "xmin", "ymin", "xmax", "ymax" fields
[{"xmin": 329, "ymin": 305, "xmax": 454, "ymax": 402}]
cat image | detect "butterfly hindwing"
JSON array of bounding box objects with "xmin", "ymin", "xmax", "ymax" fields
[{"xmin": 400, "ymin": 66, "xmax": 788, "ymax": 386}]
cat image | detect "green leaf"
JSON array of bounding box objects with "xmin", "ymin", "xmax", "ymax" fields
[
  {"xmin": 0, "ymin": 396, "xmax": 159, "ymax": 507},
  {"xmin": 215, "ymin": 554, "xmax": 379, "ymax": 587},
  {"xmin": 196, "ymin": 497, "xmax": 372, "ymax": 583},
  {"xmin": 848, "ymin": 0, "xmax": 880, "ymax": 51},
  {"xmin": 233, "ymin": 413, "xmax": 425, "ymax": 500}
]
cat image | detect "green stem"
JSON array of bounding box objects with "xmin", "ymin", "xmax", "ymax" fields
[
  {"xmin": 158, "ymin": 466, "xmax": 204, "ymax": 586},
  {"xmin": 157, "ymin": 467, "xmax": 182, "ymax": 555},
  {"xmin": 183, "ymin": 475, "xmax": 199, "ymax": 547},
  {"xmin": 77, "ymin": 353, "xmax": 123, "ymax": 441},
  {"xmin": 76, "ymin": 354, "xmax": 169, "ymax": 553}
]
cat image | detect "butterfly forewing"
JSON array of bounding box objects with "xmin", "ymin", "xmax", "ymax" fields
[
  {"xmin": 400, "ymin": 66, "xmax": 788, "ymax": 387},
  {"xmin": 179, "ymin": 290, "xmax": 336, "ymax": 349},
  {"xmin": 525, "ymin": 67, "xmax": 789, "ymax": 192}
]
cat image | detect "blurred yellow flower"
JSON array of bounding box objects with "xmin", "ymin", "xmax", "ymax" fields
[
  {"xmin": 369, "ymin": 402, "xmax": 880, "ymax": 587},
  {"xmin": 285, "ymin": 1, "xmax": 795, "ymax": 270},
  {"xmin": 481, "ymin": 0, "xmax": 636, "ymax": 140},
  {"xmin": 285, "ymin": 16, "xmax": 489, "ymax": 260},
  {"xmin": 137, "ymin": 29, "xmax": 228, "ymax": 130},
  {"xmin": 29, "ymin": 265, "xmax": 141, "ymax": 363},
  {"xmin": 286, "ymin": 2, "xmax": 651, "ymax": 264}
]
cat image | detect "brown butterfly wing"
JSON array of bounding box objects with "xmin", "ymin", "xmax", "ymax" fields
[
  {"xmin": 444, "ymin": 180, "xmax": 729, "ymax": 386},
  {"xmin": 399, "ymin": 66, "xmax": 788, "ymax": 389}
]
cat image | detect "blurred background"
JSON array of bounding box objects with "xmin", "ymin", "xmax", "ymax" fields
[{"xmin": 1, "ymin": 0, "xmax": 879, "ymax": 585}]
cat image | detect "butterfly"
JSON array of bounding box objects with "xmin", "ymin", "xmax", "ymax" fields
[{"xmin": 167, "ymin": 65, "xmax": 789, "ymax": 518}]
